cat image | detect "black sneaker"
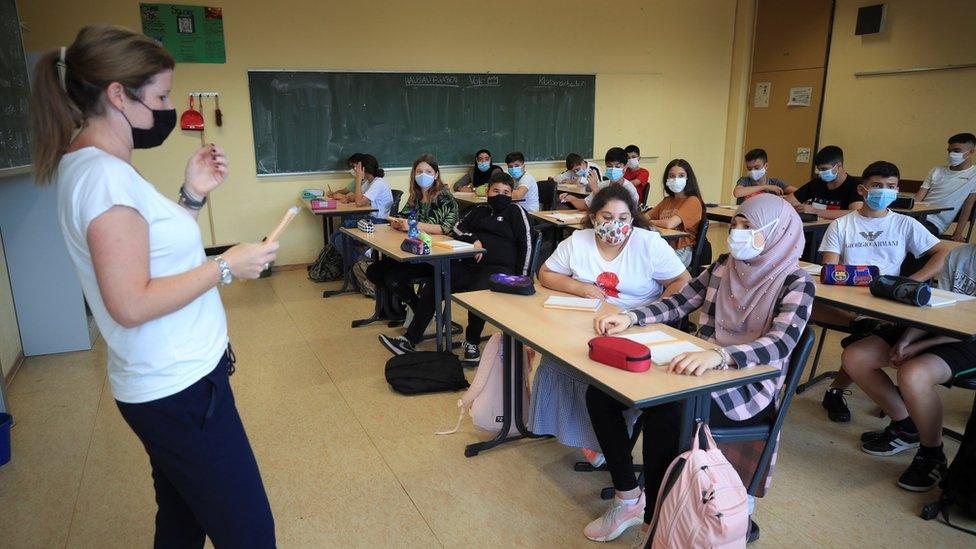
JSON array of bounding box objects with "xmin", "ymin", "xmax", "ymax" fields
[
  {"xmin": 897, "ymin": 454, "xmax": 947, "ymax": 492},
  {"xmin": 461, "ymin": 341, "xmax": 481, "ymax": 365},
  {"xmin": 822, "ymin": 388, "xmax": 852, "ymax": 422},
  {"xmin": 860, "ymin": 428, "xmax": 886, "ymax": 443},
  {"xmin": 861, "ymin": 424, "xmax": 920, "ymax": 456},
  {"xmin": 747, "ymin": 519, "xmax": 760, "ymax": 544},
  {"xmin": 378, "ymin": 334, "xmax": 416, "ymax": 356}
]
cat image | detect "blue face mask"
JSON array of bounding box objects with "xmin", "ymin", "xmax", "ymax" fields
[
  {"xmin": 818, "ymin": 166, "xmax": 838, "ymax": 183},
  {"xmin": 865, "ymin": 187, "xmax": 897, "ymax": 210},
  {"xmin": 606, "ymin": 166, "xmax": 624, "ymax": 182},
  {"xmin": 415, "ymin": 172, "xmax": 436, "ymax": 189},
  {"xmin": 509, "ymin": 166, "xmax": 524, "ymax": 179},
  {"xmin": 476, "ymin": 161, "xmax": 491, "ymax": 172}
]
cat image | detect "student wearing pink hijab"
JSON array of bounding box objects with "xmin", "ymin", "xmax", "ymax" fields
[{"xmin": 581, "ymin": 194, "xmax": 815, "ymax": 546}]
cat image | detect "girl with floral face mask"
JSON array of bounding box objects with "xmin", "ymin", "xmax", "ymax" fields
[{"xmin": 531, "ymin": 185, "xmax": 691, "ymax": 473}]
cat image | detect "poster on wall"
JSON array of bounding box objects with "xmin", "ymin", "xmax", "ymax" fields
[
  {"xmin": 139, "ymin": 3, "xmax": 226, "ymax": 63},
  {"xmin": 753, "ymin": 82, "xmax": 771, "ymax": 108},
  {"xmin": 787, "ymin": 86, "xmax": 813, "ymax": 107}
]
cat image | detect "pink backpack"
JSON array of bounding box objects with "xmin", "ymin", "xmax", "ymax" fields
[
  {"xmin": 644, "ymin": 423, "xmax": 749, "ymax": 549},
  {"xmin": 436, "ymin": 334, "xmax": 530, "ymax": 437}
]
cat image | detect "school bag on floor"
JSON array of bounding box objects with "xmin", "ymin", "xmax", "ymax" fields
[
  {"xmin": 385, "ymin": 351, "xmax": 469, "ymax": 395},
  {"xmin": 644, "ymin": 423, "xmax": 749, "ymax": 549},
  {"xmin": 921, "ymin": 400, "xmax": 976, "ymax": 536},
  {"xmin": 352, "ymin": 257, "xmax": 375, "ymax": 298},
  {"xmin": 436, "ymin": 334, "xmax": 530, "ymax": 437},
  {"xmin": 308, "ymin": 244, "xmax": 343, "ymax": 282}
]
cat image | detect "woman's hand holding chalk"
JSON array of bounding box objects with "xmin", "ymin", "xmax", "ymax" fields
[{"xmin": 267, "ymin": 205, "xmax": 300, "ymax": 242}]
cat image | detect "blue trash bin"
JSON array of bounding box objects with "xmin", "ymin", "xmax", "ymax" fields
[{"xmin": 0, "ymin": 413, "xmax": 12, "ymax": 467}]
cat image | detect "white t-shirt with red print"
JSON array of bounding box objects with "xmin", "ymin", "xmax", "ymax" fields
[{"xmin": 544, "ymin": 226, "xmax": 688, "ymax": 309}]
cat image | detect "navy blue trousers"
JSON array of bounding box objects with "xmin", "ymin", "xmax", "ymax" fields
[{"xmin": 116, "ymin": 353, "xmax": 275, "ymax": 548}]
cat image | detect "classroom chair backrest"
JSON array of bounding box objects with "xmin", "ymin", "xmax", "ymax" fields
[
  {"xmin": 710, "ymin": 326, "xmax": 815, "ymax": 496},
  {"xmin": 528, "ymin": 230, "xmax": 545, "ymax": 277},
  {"xmin": 638, "ymin": 183, "xmax": 650, "ymax": 207},
  {"xmin": 898, "ymin": 178, "xmax": 924, "ymax": 194},
  {"xmin": 944, "ymin": 204, "xmax": 976, "ymax": 242},
  {"xmin": 689, "ymin": 217, "xmax": 711, "ymax": 277},
  {"xmin": 537, "ymin": 179, "xmax": 557, "ymax": 211},
  {"xmin": 391, "ymin": 189, "xmax": 404, "ymax": 217}
]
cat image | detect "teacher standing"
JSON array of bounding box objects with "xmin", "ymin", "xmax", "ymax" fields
[{"xmin": 30, "ymin": 26, "xmax": 277, "ymax": 547}]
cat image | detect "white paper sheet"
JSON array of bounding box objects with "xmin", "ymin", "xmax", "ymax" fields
[
  {"xmin": 928, "ymin": 288, "xmax": 976, "ymax": 308},
  {"xmin": 650, "ymin": 341, "xmax": 705, "ymax": 365},
  {"xmin": 543, "ymin": 296, "xmax": 602, "ymax": 311},
  {"xmin": 621, "ymin": 330, "xmax": 676, "ymax": 345}
]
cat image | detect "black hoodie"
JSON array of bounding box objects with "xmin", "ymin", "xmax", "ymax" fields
[{"xmin": 452, "ymin": 202, "xmax": 532, "ymax": 275}]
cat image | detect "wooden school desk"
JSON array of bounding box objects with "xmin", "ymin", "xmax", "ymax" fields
[
  {"xmin": 337, "ymin": 225, "xmax": 484, "ymax": 351},
  {"xmin": 556, "ymin": 182, "xmax": 591, "ymax": 198},
  {"xmin": 707, "ymin": 205, "xmax": 832, "ymax": 262},
  {"xmin": 304, "ymin": 200, "xmax": 376, "ymax": 247},
  {"xmin": 892, "ymin": 202, "xmax": 953, "ymax": 220},
  {"xmin": 452, "ymin": 192, "xmax": 525, "ymax": 208},
  {"xmin": 802, "ymin": 262, "xmax": 976, "ymax": 340},
  {"xmin": 529, "ymin": 210, "xmax": 690, "ymax": 248},
  {"xmin": 453, "ymin": 287, "xmax": 778, "ymax": 456}
]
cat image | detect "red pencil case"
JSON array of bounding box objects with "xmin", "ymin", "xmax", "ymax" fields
[
  {"xmin": 820, "ymin": 264, "xmax": 880, "ymax": 286},
  {"xmin": 587, "ymin": 336, "xmax": 652, "ymax": 373}
]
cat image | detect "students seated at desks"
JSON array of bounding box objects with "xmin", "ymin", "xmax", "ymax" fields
[
  {"xmin": 646, "ymin": 158, "xmax": 705, "ymax": 267},
  {"xmin": 559, "ymin": 147, "xmax": 641, "ymax": 212},
  {"xmin": 840, "ymin": 243, "xmax": 976, "ymax": 492},
  {"xmin": 327, "ymin": 152, "xmax": 364, "ymax": 200},
  {"xmin": 504, "ymin": 151, "xmax": 540, "ymax": 212},
  {"xmin": 453, "ymin": 148, "xmax": 502, "ymax": 192},
  {"xmin": 329, "ymin": 153, "xmax": 394, "ymax": 256},
  {"xmin": 624, "ymin": 144, "xmax": 650, "ymax": 203},
  {"xmin": 584, "ymin": 194, "xmax": 814, "ymax": 544},
  {"xmin": 914, "ymin": 132, "xmax": 976, "ymax": 240},
  {"xmin": 815, "ymin": 161, "xmax": 949, "ymax": 423},
  {"xmin": 365, "ymin": 154, "xmax": 459, "ymax": 315},
  {"xmin": 785, "ymin": 145, "xmax": 863, "ymax": 219},
  {"xmin": 550, "ymin": 152, "xmax": 601, "ymax": 190},
  {"xmin": 733, "ymin": 148, "xmax": 796, "ymax": 204},
  {"xmin": 529, "ymin": 185, "xmax": 690, "ymax": 467},
  {"xmin": 379, "ymin": 171, "xmax": 532, "ymax": 362}
]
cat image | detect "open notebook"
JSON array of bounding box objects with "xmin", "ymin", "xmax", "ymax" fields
[{"xmin": 928, "ymin": 288, "xmax": 976, "ymax": 308}]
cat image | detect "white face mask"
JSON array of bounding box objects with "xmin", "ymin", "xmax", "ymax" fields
[
  {"xmin": 949, "ymin": 151, "xmax": 967, "ymax": 167},
  {"xmin": 666, "ymin": 177, "xmax": 687, "ymax": 193},
  {"xmin": 626, "ymin": 158, "xmax": 640, "ymax": 169},
  {"xmin": 726, "ymin": 218, "xmax": 778, "ymax": 261},
  {"xmin": 748, "ymin": 167, "xmax": 767, "ymax": 181}
]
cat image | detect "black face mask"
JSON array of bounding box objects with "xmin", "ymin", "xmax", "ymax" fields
[
  {"xmin": 122, "ymin": 98, "xmax": 177, "ymax": 149},
  {"xmin": 487, "ymin": 194, "xmax": 512, "ymax": 212}
]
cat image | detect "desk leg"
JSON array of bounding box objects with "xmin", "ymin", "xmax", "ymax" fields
[
  {"xmin": 323, "ymin": 216, "xmax": 359, "ymax": 298},
  {"xmin": 465, "ymin": 334, "xmax": 546, "ymax": 457},
  {"xmin": 432, "ymin": 260, "xmax": 444, "ymax": 352},
  {"xmin": 441, "ymin": 260, "xmax": 454, "ymax": 354},
  {"xmin": 678, "ymin": 393, "xmax": 713, "ymax": 452}
]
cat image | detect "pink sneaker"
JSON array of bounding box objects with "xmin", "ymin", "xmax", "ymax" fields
[
  {"xmin": 583, "ymin": 492, "xmax": 646, "ymax": 542},
  {"xmin": 582, "ymin": 448, "xmax": 605, "ymax": 468}
]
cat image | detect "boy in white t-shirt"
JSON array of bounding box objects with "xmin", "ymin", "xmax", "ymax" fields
[
  {"xmin": 915, "ymin": 132, "xmax": 976, "ymax": 240},
  {"xmin": 560, "ymin": 148, "xmax": 640, "ymax": 212},
  {"xmin": 816, "ymin": 161, "xmax": 948, "ymax": 423},
  {"xmin": 505, "ymin": 151, "xmax": 540, "ymax": 212},
  {"xmin": 551, "ymin": 152, "xmax": 602, "ymax": 191}
]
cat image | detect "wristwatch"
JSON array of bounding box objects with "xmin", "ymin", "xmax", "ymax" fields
[{"xmin": 214, "ymin": 255, "xmax": 232, "ymax": 286}]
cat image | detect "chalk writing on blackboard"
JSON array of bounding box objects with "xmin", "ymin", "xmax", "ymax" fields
[
  {"xmin": 538, "ymin": 76, "xmax": 587, "ymax": 88},
  {"xmin": 405, "ymin": 75, "xmax": 460, "ymax": 88},
  {"xmin": 467, "ymin": 75, "xmax": 501, "ymax": 88}
]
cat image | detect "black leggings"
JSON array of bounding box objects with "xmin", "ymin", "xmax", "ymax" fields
[
  {"xmin": 586, "ymin": 386, "xmax": 773, "ymax": 522},
  {"xmin": 404, "ymin": 262, "xmax": 502, "ymax": 345},
  {"xmin": 364, "ymin": 257, "xmax": 432, "ymax": 307}
]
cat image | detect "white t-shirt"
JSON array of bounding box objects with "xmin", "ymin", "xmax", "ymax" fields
[
  {"xmin": 56, "ymin": 147, "xmax": 228, "ymax": 403},
  {"xmin": 553, "ymin": 160, "xmax": 600, "ymax": 188},
  {"xmin": 921, "ymin": 165, "xmax": 976, "ymax": 233},
  {"xmin": 514, "ymin": 172, "xmax": 539, "ymax": 212},
  {"xmin": 545, "ymin": 227, "xmax": 687, "ymax": 309},
  {"xmin": 363, "ymin": 176, "xmax": 393, "ymax": 219},
  {"xmin": 584, "ymin": 179, "xmax": 641, "ymax": 208},
  {"xmin": 819, "ymin": 210, "xmax": 940, "ymax": 276}
]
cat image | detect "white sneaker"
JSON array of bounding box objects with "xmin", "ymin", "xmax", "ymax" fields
[{"xmin": 583, "ymin": 492, "xmax": 646, "ymax": 542}]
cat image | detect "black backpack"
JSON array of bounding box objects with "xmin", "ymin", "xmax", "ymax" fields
[
  {"xmin": 308, "ymin": 244, "xmax": 343, "ymax": 282},
  {"xmin": 385, "ymin": 352, "xmax": 470, "ymax": 395},
  {"xmin": 921, "ymin": 401, "xmax": 976, "ymax": 535}
]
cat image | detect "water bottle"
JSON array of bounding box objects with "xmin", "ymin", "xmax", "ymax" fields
[{"xmin": 407, "ymin": 211, "xmax": 419, "ymax": 238}]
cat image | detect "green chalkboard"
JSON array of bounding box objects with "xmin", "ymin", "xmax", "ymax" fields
[
  {"xmin": 247, "ymin": 71, "xmax": 595, "ymax": 176},
  {"xmin": 0, "ymin": 0, "xmax": 31, "ymax": 171}
]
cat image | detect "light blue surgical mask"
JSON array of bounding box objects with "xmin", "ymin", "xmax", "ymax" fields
[
  {"xmin": 606, "ymin": 166, "xmax": 624, "ymax": 182},
  {"xmin": 576, "ymin": 166, "xmax": 588, "ymax": 178},
  {"xmin": 415, "ymin": 172, "xmax": 436, "ymax": 189},
  {"xmin": 476, "ymin": 161, "xmax": 491, "ymax": 172},
  {"xmin": 509, "ymin": 166, "xmax": 524, "ymax": 179},
  {"xmin": 865, "ymin": 187, "xmax": 897, "ymax": 210},
  {"xmin": 818, "ymin": 166, "xmax": 838, "ymax": 183}
]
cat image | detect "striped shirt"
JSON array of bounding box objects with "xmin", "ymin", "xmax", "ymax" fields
[{"xmin": 629, "ymin": 255, "xmax": 815, "ymax": 421}]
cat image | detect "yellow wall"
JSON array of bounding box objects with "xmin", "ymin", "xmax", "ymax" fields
[
  {"xmin": 821, "ymin": 0, "xmax": 976, "ymax": 180},
  {"xmin": 19, "ymin": 0, "xmax": 743, "ymax": 265},
  {"xmin": 0, "ymin": 232, "xmax": 21, "ymax": 380}
]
